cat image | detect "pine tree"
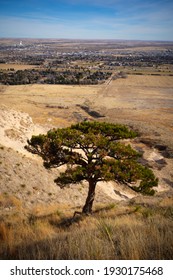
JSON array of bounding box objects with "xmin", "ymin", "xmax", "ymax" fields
[{"xmin": 26, "ymin": 121, "xmax": 158, "ymax": 214}]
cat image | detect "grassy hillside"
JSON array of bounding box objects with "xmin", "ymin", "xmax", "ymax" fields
[{"xmin": 0, "ymin": 193, "xmax": 173, "ymax": 260}]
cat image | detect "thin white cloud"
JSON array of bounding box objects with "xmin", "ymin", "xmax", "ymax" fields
[
  {"xmin": 0, "ymin": 16, "xmax": 64, "ymax": 38},
  {"xmin": 1, "ymin": 0, "xmax": 173, "ymax": 41}
]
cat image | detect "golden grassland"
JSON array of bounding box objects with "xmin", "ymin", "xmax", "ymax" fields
[
  {"xmin": 1, "ymin": 74, "xmax": 173, "ymax": 129},
  {"xmin": 0, "ymin": 83, "xmax": 100, "ymax": 127},
  {"xmin": 0, "ymin": 193, "xmax": 173, "ymax": 260},
  {"xmin": 0, "ymin": 64, "xmax": 40, "ymax": 71}
]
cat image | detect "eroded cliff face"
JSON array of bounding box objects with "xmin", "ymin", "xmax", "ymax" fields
[{"xmin": 0, "ymin": 105, "xmax": 47, "ymax": 155}]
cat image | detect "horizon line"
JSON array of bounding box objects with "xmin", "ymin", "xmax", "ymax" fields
[{"xmin": 0, "ymin": 37, "xmax": 173, "ymax": 43}]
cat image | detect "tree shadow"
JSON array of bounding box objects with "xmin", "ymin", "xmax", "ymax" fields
[{"xmin": 49, "ymin": 211, "xmax": 86, "ymax": 229}]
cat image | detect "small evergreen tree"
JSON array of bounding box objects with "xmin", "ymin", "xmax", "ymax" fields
[{"xmin": 26, "ymin": 121, "xmax": 158, "ymax": 214}]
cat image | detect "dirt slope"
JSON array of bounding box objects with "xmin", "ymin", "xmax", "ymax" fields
[
  {"xmin": 0, "ymin": 105, "xmax": 135, "ymax": 212},
  {"xmin": 0, "ymin": 104, "xmax": 172, "ymax": 214}
]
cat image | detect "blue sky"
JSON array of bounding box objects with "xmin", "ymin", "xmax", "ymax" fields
[{"xmin": 0, "ymin": 0, "xmax": 173, "ymax": 41}]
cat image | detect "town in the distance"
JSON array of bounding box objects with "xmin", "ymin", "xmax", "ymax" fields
[{"xmin": 0, "ymin": 38, "xmax": 173, "ymax": 85}]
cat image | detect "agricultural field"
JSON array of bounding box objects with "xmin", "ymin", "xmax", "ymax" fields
[{"xmin": 0, "ymin": 63, "xmax": 39, "ymax": 70}]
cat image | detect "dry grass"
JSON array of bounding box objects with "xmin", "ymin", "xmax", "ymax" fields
[
  {"xmin": 111, "ymin": 74, "xmax": 173, "ymax": 88},
  {"xmin": 0, "ymin": 193, "xmax": 22, "ymax": 209},
  {"xmin": 0, "ymin": 84, "xmax": 100, "ymax": 126},
  {"xmin": 0, "ymin": 196, "xmax": 173, "ymax": 260},
  {"xmin": 0, "ymin": 64, "xmax": 39, "ymax": 70}
]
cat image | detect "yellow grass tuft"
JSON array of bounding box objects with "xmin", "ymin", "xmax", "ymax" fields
[{"xmin": 0, "ymin": 193, "xmax": 22, "ymax": 209}]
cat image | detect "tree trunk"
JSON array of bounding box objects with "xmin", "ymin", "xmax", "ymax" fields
[{"xmin": 82, "ymin": 180, "xmax": 96, "ymax": 214}]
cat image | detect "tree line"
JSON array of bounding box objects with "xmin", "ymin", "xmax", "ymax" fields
[{"xmin": 0, "ymin": 69, "xmax": 111, "ymax": 85}]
